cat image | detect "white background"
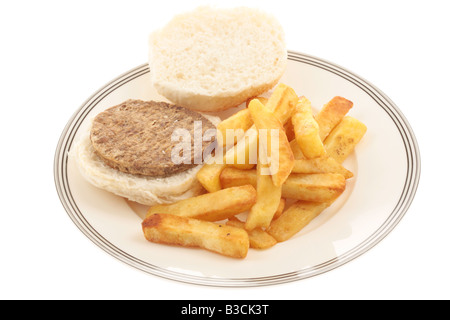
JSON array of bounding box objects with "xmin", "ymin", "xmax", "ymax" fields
[{"xmin": 1, "ymin": 0, "xmax": 449, "ymax": 300}]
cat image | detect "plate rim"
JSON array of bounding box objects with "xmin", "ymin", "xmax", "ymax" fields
[{"xmin": 54, "ymin": 51, "xmax": 421, "ymax": 287}]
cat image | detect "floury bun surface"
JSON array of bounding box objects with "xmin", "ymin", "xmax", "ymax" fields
[{"xmin": 148, "ymin": 6, "xmax": 287, "ymax": 112}]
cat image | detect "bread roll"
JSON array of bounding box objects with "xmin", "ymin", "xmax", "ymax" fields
[{"xmin": 149, "ymin": 6, "xmax": 287, "ymax": 112}]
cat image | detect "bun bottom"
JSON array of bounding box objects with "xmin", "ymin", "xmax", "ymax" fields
[
  {"xmin": 153, "ymin": 78, "xmax": 280, "ymax": 113},
  {"xmin": 73, "ymin": 132, "xmax": 206, "ymax": 206}
]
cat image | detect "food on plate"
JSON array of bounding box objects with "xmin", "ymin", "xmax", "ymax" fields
[
  {"xmin": 70, "ymin": 4, "xmax": 369, "ymax": 260},
  {"xmin": 74, "ymin": 99, "xmax": 220, "ymax": 206},
  {"xmin": 315, "ymin": 96, "xmax": 354, "ymax": 141},
  {"xmin": 324, "ymin": 116, "xmax": 368, "ymax": 163},
  {"xmin": 142, "ymin": 213, "xmax": 249, "ymax": 258},
  {"xmin": 76, "ymin": 82, "xmax": 366, "ymax": 257},
  {"xmin": 291, "ymin": 96, "xmax": 325, "ymax": 159},
  {"xmin": 146, "ymin": 185, "xmax": 257, "ymax": 222},
  {"xmin": 148, "ymin": 6, "xmax": 287, "ymax": 112}
]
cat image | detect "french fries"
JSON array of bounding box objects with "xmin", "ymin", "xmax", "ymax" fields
[
  {"xmin": 142, "ymin": 213, "xmax": 249, "ymax": 258},
  {"xmin": 220, "ymin": 167, "xmax": 345, "ymax": 202},
  {"xmin": 292, "ymin": 156, "xmax": 354, "ymax": 179},
  {"xmin": 282, "ymin": 173, "xmax": 346, "ymax": 202},
  {"xmin": 196, "ymin": 163, "xmax": 226, "ymax": 193},
  {"xmin": 248, "ymin": 99, "xmax": 295, "ymax": 187},
  {"xmin": 226, "ymin": 217, "xmax": 277, "ymax": 249},
  {"xmin": 291, "ymin": 96, "xmax": 325, "ymax": 159},
  {"xmin": 324, "ymin": 116, "xmax": 367, "ymax": 163},
  {"xmin": 245, "ymin": 156, "xmax": 282, "ymax": 231},
  {"xmin": 146, "ymin": 185, "xmax": 256, "ymax": 222},
  {"xmin": 266, "ymin": 114, "xmax": 365, "ymax": 243},
  {"xmin": 267, "ymin": 201, "xmax": 330, "ymax": 242},
  {"xmin": 218, "ymin": 96, "xmax": 268, "ymax": 149},
  {"xmin": 316, "ymin": 96, "xmax": 353, "ymax": 141},
  {"xmin": 219, "ymin": 167, "xmax": 258, "ymax": 189},
  {"xmin": 223, "ymin": 83, "xmax": 297, "ymax": 170},
  {"xmin": 141, "ymin": 82, "xmax": 367, "ymax": 259}
]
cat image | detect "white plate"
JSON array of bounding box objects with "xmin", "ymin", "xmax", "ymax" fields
[{"xmin": 54, "ymin": 51, "xmax": 420, "ymax": 287}]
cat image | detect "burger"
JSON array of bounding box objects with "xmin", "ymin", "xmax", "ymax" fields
[{"xmin": 74, "ymin": 99, "xmax": 220, "ymax": 206}]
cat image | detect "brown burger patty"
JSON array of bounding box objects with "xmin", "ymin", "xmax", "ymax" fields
[{"xmin": 90, "ymin": 99, "xmax": 216, "ymax": 177}]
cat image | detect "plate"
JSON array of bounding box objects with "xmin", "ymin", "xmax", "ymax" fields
[{"xmin": 54, "ymin": 51, "xmax": 420, "ymax": 287}]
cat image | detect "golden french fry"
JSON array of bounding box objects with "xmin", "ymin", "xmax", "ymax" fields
[
  {"xmin": 142, "ymin": 213, "xmax": 249, "ymax": 258},
  {"xmin": 316, "ymin": 96, "xmax": 353, "ymax": 141},
  {"xmin": 217, "ymin": 108, "xmax": 253, "ymax": 147},
  {"xmin": 226, "ymin": 217, "xmax": 277, "ymax": 249},
  {"xmin": 324, "ymin": 116, "xmax": 367, "ymax": 163},
  {"xmin": 146, "ymin": 185, "xmax": 257, "ymax": 222},
  {"xmin": 265, "ymin": 83, "xmax": 298, "ymax": 124},
  {"xmin": 220, "ymin": 167, "xmax": 257, "ymax": 189},
  {"xmin": 267, "ymin": 201, "xmax": 330, "ymax": 242},
  {"xmin": 196, "ymin": 163, "xmax": 227, "ymax": 193},
  {"xmin": 248, "ymin": 99, "xmax": 295, "ymax": 187},
  {"xmin": 220, "ymin": 168, "xmax": 346, "ymax": 202},
  {"xmin": 281, "ymin": 173, "xmax": 346, "ymax": 202},
  {"xmin": 291, "ymin": 96, "xmax": 325, "ymax": 159},
  {"xmin": 245, "ymin": 155, "xmax": 282, "ymax": 231},
  {"xmin": 272, "ymin": 198, "xmax": 286, "ymax": 220},
  {"xmin": 292, "ymin": 156, "xmax": 354, "ymax": 179}
]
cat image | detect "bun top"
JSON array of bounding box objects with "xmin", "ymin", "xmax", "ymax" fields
[{"xmin": 149, "ymin": 6, "xmax": 287, "ymax": 112}]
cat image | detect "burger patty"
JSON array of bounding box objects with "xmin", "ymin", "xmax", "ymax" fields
[{"xmin": 90, "ymin": 99, "xmax": 216, "ymax": 177}]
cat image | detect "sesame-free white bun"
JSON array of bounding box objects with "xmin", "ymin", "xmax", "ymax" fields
[{"xmin": 148, "ymin": 6, "xmax": 287, "ymax": 112}]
